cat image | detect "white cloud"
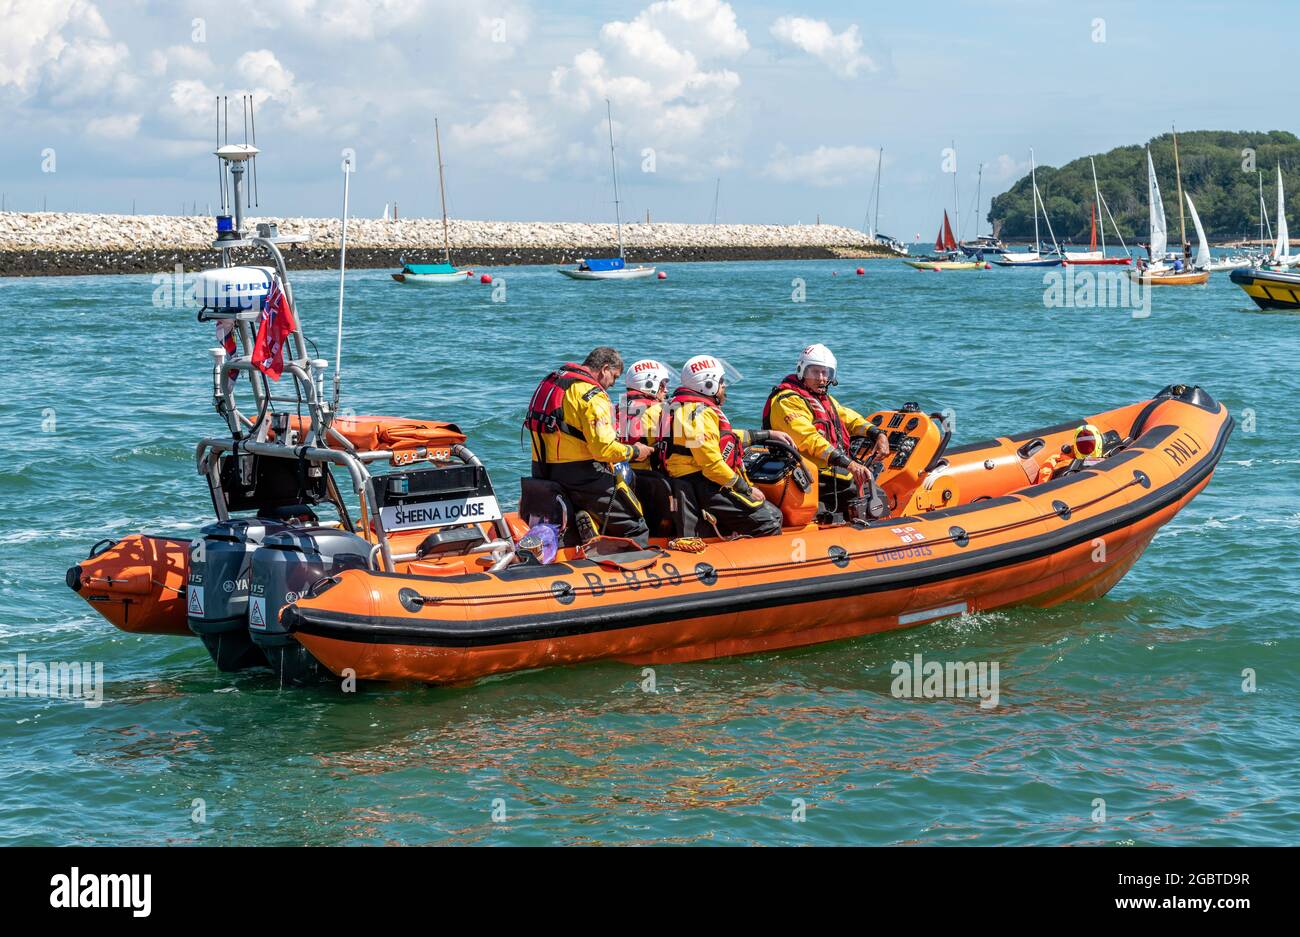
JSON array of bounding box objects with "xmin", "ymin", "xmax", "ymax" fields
[
  {"xmin": 449, "ymin": 91, "xmax": 556, "ymax": 165},
  {"xmin": 233, "ymin": 0, "xmax": 432, "ymax": 41},
  {"xmin": 770, "ymin": 16, "xmax": 875, "ymax": 78},
  {"xmin": 986, "ymin": 153, "xmax": 1027, "ymax": 181},
  {"xmin": 763, "ymin": 144, "xmax": 877, "ymax": 187},
  {"xmin": 163, "ymin": 51, "xmax": 319, "ymax": 131},
  {"xmin": 547, "ymin": 0, "xmax": 749, "ymax": 169},
  {"xmin": 149, "ymin": 45, "xmax": 214, "ymax": 77},
  {"xmin": 86, "ymin": 113, "xmax": 141, "ymax": 139},
  {"xmin": 0, "ymin": 0, "xmax": 133, "ymax": 102}
]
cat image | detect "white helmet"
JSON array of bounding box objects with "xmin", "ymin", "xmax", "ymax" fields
[
  {"xmin": 625, "ymin": 358, "xmax": 671, "ymax": 395},
  {"xmin": 681, "ymin": 354, "xmax": 727, "ymax": 397},
  {"xmin": 796, "ymin": 343, "xmax": 838, "ymax": 385}
]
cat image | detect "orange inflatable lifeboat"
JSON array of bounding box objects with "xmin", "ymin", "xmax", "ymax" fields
[
  {"xmin": 282, "ymin": 384, "xmax": 1233, "ymax": 685},
  {"xmin": 66, "ymin": 534, "xmax": 192, "ymax": 636}
]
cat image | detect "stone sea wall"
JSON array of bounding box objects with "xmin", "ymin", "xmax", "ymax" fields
[{"xmin": 0, "ymin": 212, "xmax": 895, "ymax": 276}]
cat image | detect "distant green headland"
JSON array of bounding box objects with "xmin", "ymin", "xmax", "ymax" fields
[{"xmin": 989, "ymin": 130, "xmax": 1299, "ymax": 243}]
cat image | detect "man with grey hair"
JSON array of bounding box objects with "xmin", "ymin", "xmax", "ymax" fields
[{"xmin": 524, "ymin": 347, "xmax": 652, "ymax": 546}]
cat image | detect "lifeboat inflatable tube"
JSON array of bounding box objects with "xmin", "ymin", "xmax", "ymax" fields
[
  {"xmin": 66, "ymin": 534, "xmax": 192, "ymax": 636},
  {"xmin": 282, "ymin": 385, "xmax": 1233, "ymax": 685}
]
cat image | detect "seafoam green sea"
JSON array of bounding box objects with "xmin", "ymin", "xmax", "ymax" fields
[{"xmin": 0, "ymin": 256, "xmax": 1295, "ymax": 845}]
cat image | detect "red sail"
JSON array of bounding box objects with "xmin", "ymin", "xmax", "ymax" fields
[
  {"xmin": 1089, "ymin": 204, "xmax": 1097, "ymax": 252},
  {"xmin": 935, "ymin": 222, "xmax": 944, "ymax": 251},
  {"xmin": 942, "ymin": 211, "xmax": 957, "ymax": 251}
]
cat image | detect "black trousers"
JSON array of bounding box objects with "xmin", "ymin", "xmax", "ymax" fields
[
  {"xmin": 673, "ymin": 472, "xmax": 783, "ymax": 538},
  {"xmin": 633, "ymin": 469, "xmax": 676, "ymax": 539},
  {"xmin": 533, "ymin": 460, "xmax": 650, "ymax": 547}
]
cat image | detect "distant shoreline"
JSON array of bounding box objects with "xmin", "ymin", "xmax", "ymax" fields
[{"xmin": 0, "ymin": 211, "xmax": 896, "ymax": 277}]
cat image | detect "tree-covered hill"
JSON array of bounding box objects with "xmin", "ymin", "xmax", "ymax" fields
[{"xmin": 988, "ymin": 131, "xmax": 1300, "ymax": 243}]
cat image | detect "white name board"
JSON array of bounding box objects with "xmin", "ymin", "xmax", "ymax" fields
[{"xmin": 380, "ymin": 495, "xmax": 503, "ymax": 532}]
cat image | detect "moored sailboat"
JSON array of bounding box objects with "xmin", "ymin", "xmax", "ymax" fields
[
  {"xmin": 903, "ymin": 210, "xmax": 988, "ymax": 270},
  {"xmin": 959, "ymin": 163, "xmax": 1008, "ymax": 255},
  {"xmin": 391, "ymin": 118, "xmax": 473, "ymax": 284},
  {"xmin": 1130, "ymin": 141, "xmax": 1209, "ymax": 285},
  {"xmin": 1263, "ymin": 164, "xmax": 1300, "ymax": 269},
  {"xmin": 1063, "ymin": 157, "xmax": 1132, "ymax": 266},
  {"xmin": 994, "ymin": 148, "xmax": 1063, "ymax": 267},
  {"xmin": 558, "ymin": 100, "xmax": 657, "ymax": 281},
  {"xmin": 866, "ymin": 147, "xmax": 909, "ymax": 256}
]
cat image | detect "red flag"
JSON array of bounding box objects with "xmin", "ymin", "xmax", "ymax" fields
[
  {"xmin": 251, "ymin": 276, "xmax": 297, "ymax": 381},
  {"xmin": 216, "ymin": 320, "xmax": 239, "ymax": 383}
]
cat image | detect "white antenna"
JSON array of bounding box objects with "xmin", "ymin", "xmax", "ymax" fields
[{"xmin": 332, "ymin": 161, "xmax": 351, "ymax": 410}]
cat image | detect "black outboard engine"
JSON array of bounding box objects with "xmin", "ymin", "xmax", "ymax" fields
[
  {"xmin": 187, "ymin": 518, "xmax": 292, "ymax": 671},
  {"xmin": 248, "ymin": 528, "xmax": 371, "ymax": 684}
]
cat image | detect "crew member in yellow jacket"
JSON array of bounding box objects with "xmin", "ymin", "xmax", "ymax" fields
[
  {"xmin": 525, "ymin": 347, "xmax": 653, "ymax": 545},
  {"xmin": 661, "ymin": 355, "xmax": 792, "ymax": 538},
  {"xmin": 761, "ymin": 343, "xmax": 890, "ymax": 516}
]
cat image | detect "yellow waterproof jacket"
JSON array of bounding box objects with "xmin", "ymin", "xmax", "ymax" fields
[
  {"xmin": 531, "ymin": 377, "xmax": 635, "ymax": 466},
  {"xmin": 663, "ymin": 401, "xmax": 754, "ymax": 487},
  {"xmin": 765, "ymin": 388, "xmax": 873, "ymax": 480}
]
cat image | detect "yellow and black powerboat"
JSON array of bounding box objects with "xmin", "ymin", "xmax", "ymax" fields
[{"xmin": 1229, "ymin": 267, "xmax": 1300, "ymax": 309}]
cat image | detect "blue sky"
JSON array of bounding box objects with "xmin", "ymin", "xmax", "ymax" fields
[{"xmin": 0, "ymin": 0, "xmax": 1290, "ymax": 238}]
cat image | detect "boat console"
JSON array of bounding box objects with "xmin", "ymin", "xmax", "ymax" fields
[{"xmin": 857, "ymin": 404, "xmax": 956, "ymax": 512}]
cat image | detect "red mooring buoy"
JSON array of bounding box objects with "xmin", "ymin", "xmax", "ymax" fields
[
  {"xmin": 657, "ymin": 271, "xmax": 667, "ymax": 279},
  {"xmin": 856, "ymin": 267, "xmax": 865, "ymax": 275},
  {"xmin": 480, "ymin": 273, "xmax": 492, "ymax": 284}
]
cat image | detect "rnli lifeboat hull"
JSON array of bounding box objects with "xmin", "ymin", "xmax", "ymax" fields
[{"xmin": 285, "ymin": 386, "xmax": 1232, "ymax": 686}]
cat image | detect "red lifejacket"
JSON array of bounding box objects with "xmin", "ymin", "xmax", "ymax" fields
[
  {"xmin": 660, "ymin": 387, "xmax": 744, "ymax": 474},
  {"xmin": 616, "ymin": 388, "xmax": 659, "ymax": 446},
  {"xmin": 761, "ymin": 374, "xmax": 850, "ymax": 451},
  {"xmin": 524, "ymin": 364, "xmax": 607, "ymax": 468}
]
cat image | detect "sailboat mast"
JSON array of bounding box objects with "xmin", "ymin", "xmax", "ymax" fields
[
  {"xmin": 1172, "ymin": 125, "xmax": 1186, "ymax": 250},
  {"xmin": 1259, "ymin": 170, "xmax": 1265, "ymax": 247},
  {"xmin": 712, "ymin": 177, "xmax": 720, "ymax": 226},
  {"xmin": 606, "ymin": 99, "xmax": 624, "ymax": 260},
  {"xmin": 872, "ymin": 147, "xmax": 883, "ymax": 238},
  {"xmin": 951, "ymin": 139, "xmax": 960, "ymax": 242},
  {"xmin": 975, "ymin": 163, "xmax": 983, "ymax": 239},
  {"xmin": 1090, "ymin": 157, "xmax": 1105, "ymax": 252},
  {"xmin": 1030, "ymin": 148, "xmax": 1041, "ymax": 251},
  {"xmin": 434, "ymin": 117, "xmax": 451, "ymax": 266}
]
